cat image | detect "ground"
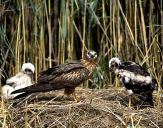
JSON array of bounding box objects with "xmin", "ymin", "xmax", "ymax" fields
[{"xmin": 0, "ymin": 88, "xmax": 163, "ymax": 128}]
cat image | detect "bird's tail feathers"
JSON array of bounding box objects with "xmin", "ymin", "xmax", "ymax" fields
[
  {"xmin": 138, "ymin": 92, "xmax": 154, "ymax": 106},
  {"xmin": 10, "ymin": 93, "xmax": 39, "ymax": 108},
  {"xmin": 11, "ymin": 83, "xmax": 57, "ymax": 94},
  {"xmin": 14, "ymin": 92, "xmax": 31, "ymax": 99}
]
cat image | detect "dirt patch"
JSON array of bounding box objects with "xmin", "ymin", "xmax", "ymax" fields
[{"xmin": 1, "ymin": 88, "xmax": 163, "ymax": 128}]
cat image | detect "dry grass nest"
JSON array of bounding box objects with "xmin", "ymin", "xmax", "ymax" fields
[{"xmin": 0, "ymin": 88, "xmax": 163, "ymax": 128}]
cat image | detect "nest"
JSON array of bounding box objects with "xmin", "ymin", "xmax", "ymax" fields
[{"xmin": 1, "ymin": 88, "xmax": 163, "ymax": 128}]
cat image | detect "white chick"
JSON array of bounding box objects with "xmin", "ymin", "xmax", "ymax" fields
[{"xmin": 1, "ymin": 63, "xmax": 35, "ymax": 100}]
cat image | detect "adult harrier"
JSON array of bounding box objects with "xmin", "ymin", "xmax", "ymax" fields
[{"xmin": 11, "ymin": 50, "xmax": 97, "ymax": 105}]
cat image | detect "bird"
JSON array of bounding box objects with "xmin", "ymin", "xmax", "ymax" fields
[
  {"xmin": 1, "ymin": 85, "xmax": 15, "ymax": 100},
  {"xmin": 1, "ymin": 63, "xmax": 35, "ymax": 100},
  {"xmin": 11, "ymin": 50, "xmax": 98, "ymax": 105},
  {"xmin": 108, "ymin": 57, "xmax": 157, "ymax": 107}
]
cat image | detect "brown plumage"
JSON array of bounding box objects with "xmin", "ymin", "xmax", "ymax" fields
[{"xmin": 11, "ymin": 50, "xmax": 97, "ymax": 103}]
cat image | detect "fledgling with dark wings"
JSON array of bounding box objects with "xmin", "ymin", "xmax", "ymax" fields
[{"xmin": 109, "ymin": 57, "xmax": 157, "ymax": 107}]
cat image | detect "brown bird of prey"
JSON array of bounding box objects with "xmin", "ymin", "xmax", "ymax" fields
[{"xmin": 11, "ymin": 50, "xmax": 97, "ymax": 104}]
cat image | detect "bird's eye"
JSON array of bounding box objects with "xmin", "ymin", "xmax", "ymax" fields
[
  {"xmin": 87, "ymin": 52, "xmax": 91, "ymax": 55},
  {"xmin": 94, "ymin": 53, "xmax": 97, "ymax": 56},
  {"xmin": 115, "ymin": 63, "xmax": 118, "ymax": 67}
]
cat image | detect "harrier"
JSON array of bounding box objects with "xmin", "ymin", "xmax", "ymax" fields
[
  {"xmin": 1, "ymin": 63, "xmax": 35, "ymax": 99},
  {"xmin": 109, "ymin": 57, "xmax": 157, "ymax": 107},
  {"xmin": 11, "ymin": 50, "xmax": 97, "ymax": 104}
]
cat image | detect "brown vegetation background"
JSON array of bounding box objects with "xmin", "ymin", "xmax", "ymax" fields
[{"xmin": 0, "ymin": 0, "xmax": 162, "ymax": 89}]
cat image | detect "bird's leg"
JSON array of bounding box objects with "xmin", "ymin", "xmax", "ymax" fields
[
  {"xmin": 127, "ymin": 89, "xmax": 133, "ymax": 108},
  {"xmin": 64, "ymin": 87, "xmax": 79, "ymax": 102},
  {"xmin": 72, "ymin": 92, "xmax": 79, "ymax": 102}
]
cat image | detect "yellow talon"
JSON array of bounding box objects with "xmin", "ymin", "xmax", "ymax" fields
[{"xmin": 72, "ymin": 93, "xmax": 79, "ymax": 102}]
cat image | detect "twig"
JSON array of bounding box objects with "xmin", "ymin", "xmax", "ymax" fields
[{"xmin": 105, "ymin": 106, "xmax": 126, "ymax": 126}]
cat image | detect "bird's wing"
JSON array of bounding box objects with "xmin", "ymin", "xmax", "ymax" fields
[
  {"xmin": 37, "ymin": 62, "xmax": 85, "ymax": 83},
  {"xmin": 6, "ymin": 72, "xmax": 25, "ymax": 86},
  {"xmin": 6, "ymin": 76, "xmax": 19, "ymax": 85},
  {"xmin": 119, "ymin": 61, "xmax": 150, "ymax": 76},
  {"xmin": 11, "ymin": 65, "xmax": 90, "ymax": 94},
  {"xmin": 117, "ymin": 61, "xmax": 153, "ymax": 86}
]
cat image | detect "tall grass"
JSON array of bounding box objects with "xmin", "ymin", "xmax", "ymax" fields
[{"xmin": 0, "ymin": 0, "xmax": 162, "ymax": 88}]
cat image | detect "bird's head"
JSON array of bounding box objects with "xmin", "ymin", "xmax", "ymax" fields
[
  {"xmin": 108, "ymin": 57, "xmax": 121, "ymax": 71},
  {"xmin": 22, "ymin": 63, "xmax": 35, "ymax": 75},
  {"xmin": 85, "ymin": 50, "xmax": 98, "ymax": 62}
]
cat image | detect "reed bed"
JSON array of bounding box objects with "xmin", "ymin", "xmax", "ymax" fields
[
  {"xmin": 0, "ymin": 0, "xmax": 162, "ymax": 86},
  {"xmin": 0, "ymin": 0, "xmax": 163, "ymax": 127}
]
